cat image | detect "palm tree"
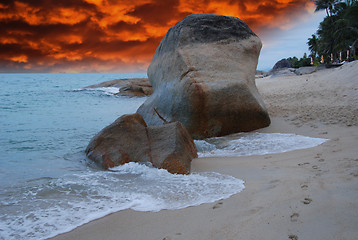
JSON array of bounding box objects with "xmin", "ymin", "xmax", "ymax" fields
[
  {"xmin": 315, "ymin": 2, "xmax": 358, "ymax": 59},
  {"xmin": 338, "ymin": 1, "xmax": 358, "ymax": 55},
  {"xmin": 312, "ymin": 0, "xmax": 339, "ymax": 16},
  {"xmin": 307, "ymin": 34, "xmax": 319, "ymax": 58},
  {"xmin": 316, "ymin": 15, "xmax": 338, "ymax": 59}
]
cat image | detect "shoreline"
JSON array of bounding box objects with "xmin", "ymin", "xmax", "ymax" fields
[
  {"xmin": 50, "ymin": 117, "xmax": 358, "ymax": 240},
  {"xmin": 51, "ymin": 61, "xmax": 358, "ymax": 240}
]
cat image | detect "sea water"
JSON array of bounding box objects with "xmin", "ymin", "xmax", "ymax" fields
[{"xmin": 0, "ymin": 73, "xmax": 326, "ymax": 240}]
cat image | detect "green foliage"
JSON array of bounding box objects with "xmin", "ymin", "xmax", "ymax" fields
[
  {"xmin": 307, "ymin": 34, "xmax": 319, "ymax": 57},
  {"xmin": 285, "ymin": 56, "xmax": 312, "ymax": 68},
  {"xmin": 308, "ymin": 0, "xmax": 358, "ymax": 61},
  {"xmin": 313, "ymin": 0, "xmax": 340, "ymax": 16}
]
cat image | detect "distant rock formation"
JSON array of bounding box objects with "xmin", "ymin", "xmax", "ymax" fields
[
  {"xmin": 85, "ymin": 78, "xmax": 152, "ymax": 97},
  {"xmin": 85, "ymin": 113, "xmax": 197, "ymax": 174},
  {"xmin": 137, "ymin": 13, "xmax": 270, "ymax": 139},
  {"xmin": 270, "ymin": 59, "xmax": 317, "ymax": 78},
  {"xmin": 272, "ymin": 59, "xmax": 292, "ymax": 70}
]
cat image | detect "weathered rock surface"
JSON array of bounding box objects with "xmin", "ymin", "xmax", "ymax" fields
[
  {"xmin": 85, "ymin": 113, "xmax": 150, "ymax": 169},
  {"xmin": 115, "ymin": 81, "xmax": 152, "ymax": 97},
  {"xmin": 85, "ymin": 113, "xmax": 197, "ymax": 174},
  {"xmin": 148, "ymin": 122, "xmax": 198, "ymax": 174},
  {"xmin": 137, "ymin": 13, "xmax": 270, "ymax": 139},
  {"xmin": 85, "ymin": 78, "xmax": 152, "ymax": 97}
]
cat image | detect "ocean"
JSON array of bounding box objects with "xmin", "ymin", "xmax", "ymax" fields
[{"xmin": 0, "ymin": 73, "xmax": 326, "ymax": 240}]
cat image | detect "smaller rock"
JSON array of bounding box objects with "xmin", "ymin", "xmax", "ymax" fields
[
  {"xmin": 85, "ymin": 113, "xmax": 150, "ymax": 169},
  {"xmin": 295, "ymin": 66, "xmax": 316, "ymax": 75},
  {"xmin": 270, "ymin": 68, "xmax": 296, "ymax": 78},
  {"xmin": 148, "ymin": 122, "xmax": 198, "ymax": 174},
  {"xmin": 85, "ymin": 113, "xmax": 197, "ymax": 174}
]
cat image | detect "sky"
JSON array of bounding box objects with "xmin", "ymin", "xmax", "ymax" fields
[
  {"xmin": 0, "ymin": 0, "xmax": 325, "ymax": 73},
  {"xmin": 258, "ymin": 10, "xmax": 325, "ymax": 70}
]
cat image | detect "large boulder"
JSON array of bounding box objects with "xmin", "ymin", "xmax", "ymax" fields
[
  {"xmin": 85, "ymin": 113, "xmax": 197, "ymax": 174},
  {"xmin": 137, "ymin": 13, "xmax": 270, "ymax": 139}
]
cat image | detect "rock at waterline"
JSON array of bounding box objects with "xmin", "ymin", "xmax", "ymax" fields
[
  {"xmin": 137, "ymin": 13, "xmax": 270, "ymax": 139},
  {"xmin": 148, "ymin": 122, "xmax": 198, "ymax": 175},
  {"xmin": 85, "ymin": 113, "xmax": 197, "ymax": 174},
  {"xmin": 85, "ymin": 113, "xmax": 150, "ymax": 169},
  {"xmin": 85, "ymin": 78, "xmax": 152, "ymax": 97}
]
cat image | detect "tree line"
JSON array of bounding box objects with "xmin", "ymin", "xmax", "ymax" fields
[{"xmin": 307, "ymin": 0, "xmax": 358, "ymax": 63}]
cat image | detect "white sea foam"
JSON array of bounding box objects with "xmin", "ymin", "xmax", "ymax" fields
[
  {"xmin": 73, "ymin": 86, "xmax": 121, "ymax": 95},
  {"xmin": 195, "ymin": 132, "xmax": 328, "ymax": 157},
  {"xmin": 88, "ymin": 86, "xmax": 121, "ymax": 95},
  {"xmin": 0, "ymin": 163, "xmax": 244, "ymax": 240}
]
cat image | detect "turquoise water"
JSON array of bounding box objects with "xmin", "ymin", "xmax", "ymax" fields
[
  {"xmin": 0, "ymin": 73, "xmax": 147, "ymax": 186},
  {"xmin": 0, "ymin": 73, "xmax": 246, "ymax": 240}
]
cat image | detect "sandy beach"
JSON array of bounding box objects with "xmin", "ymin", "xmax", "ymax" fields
[{"xmin": 51, "ymin": 61, "xmax": 358, "ymax": 240}]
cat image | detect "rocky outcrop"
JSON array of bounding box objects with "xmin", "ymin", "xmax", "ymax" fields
[
  {"xmin": 137, "ymin": 13, "xmax": 270, "ymax": 139},
  {"xmin": 85, "ymin": 78, "xmax": 152, "ymax": 97},
  {"xmin": 85, "ymin": 113, "xmax": 197, "ymax": 174},
  {"xmin": 271, "ymin": 59, "xmax": 318, "ymax": 77},
  {"xmin": 272, "ymin": 59, "xmax": 292, "ymax": 70},
  {"xmin": 270, "ymin": 66, "xmax": 318, "ymax": 78},
  {"xmin": 115, "ymin": 81, "xmax": 152, "ymax": 97}
]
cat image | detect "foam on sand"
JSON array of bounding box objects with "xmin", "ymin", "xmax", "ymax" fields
[
  {"xmin": 0, "ymin": 162, "xmax": 244, "ymax": 240},
  {"xmin": 195, "ymin": 132, "xmax": 328, "ymax": 157}
]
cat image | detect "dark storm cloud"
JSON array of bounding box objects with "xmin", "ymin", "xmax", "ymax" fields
[{"xmin": 0, "ymin": 0, "xmax": 314, "ymax": 72}]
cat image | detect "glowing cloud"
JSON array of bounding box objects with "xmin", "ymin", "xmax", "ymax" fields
[{"xmin": 0, "ymin": 0, "xmax": 315, "ymax": 72}]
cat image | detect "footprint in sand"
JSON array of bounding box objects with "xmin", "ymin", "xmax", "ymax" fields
[
  {"xmin": 300, "ymin": 184, "xmax": 308, "ymax": 190},
  {"xmin": 314, "ymin": 153, "xmax": 322, "ymax": 159},
  {"xmin": 289, "ymin": 234, "xmax": 298, "ymax": 240},
  {"xmin": 290, "ymin": 213, "xmax": 299, "ymax": 222},
  {"xmin": 298, "ymin": 162, "xmax": 310, "ymax": 166},
  {"xmin": 301, "ymin": 198, "xmax": 312, "ymax": 205},
  {"xmin": 163, "ymin": 233, "xmax": 182, "ymax": 240},
  {"xmin": 212, "ymin": 201, "xmax": 223, "ymax": 209}
]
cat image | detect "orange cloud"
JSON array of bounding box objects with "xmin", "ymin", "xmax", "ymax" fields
[
  {"xmin": 9, "ymin": 55, "xmax": 28, "ymax": 63},
  {"xmin": 0, "ymin": 0, "xmax": 315, "ymax": 72}
]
